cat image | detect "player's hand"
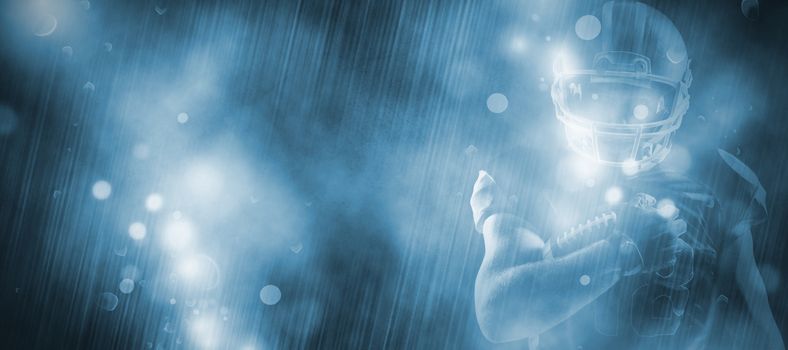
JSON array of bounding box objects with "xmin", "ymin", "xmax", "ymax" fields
[
  {"xmin": 616, "ymin": 193, "xmax": 673, "ymax": 245},
  {"xmin": 649, "ymin": 233, "xmax": 694, "ymax": 288},
  {"xmin": 616, "ymin": 193, "xmax": 694, "ymax": 286}
]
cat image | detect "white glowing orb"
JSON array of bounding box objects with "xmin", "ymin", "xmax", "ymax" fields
[
  {"xmin": 119, "ymin": 278, "xmax": 135, "ymax": 294},
  {"xmin": 657, "ymin": 199, "xmax": 679, "ymax": 219},
  {"xmin": 176, "ymin": 254, "xmax": 220, "ymax": 290},
  {"xmin": 128, "ymin": 222, "xmax": 147, "ymax": 240},
  {"xmin": 486, "ymin": 93, "xmax": 509, "ymax": 114},
  {"xmin": 177, "ymin": 112, "xmax": 190, "ymax": 124},
  {"xmin": 622, "ymin": 159, "xmax": 640, "ymax": 176},
  {"xmin": 571, "ymin": 156, "xmax": 598, "ymax": 179},
  {"xmin": 605, "ymin": 186, "xmax": 623, "ymax": 205},
  {"xmin": 579, "ymin": 275, "xmax": 591, "ymax": 286},
  {"xmin": 162, "ymin": 220, "xmax": 195, "ymax": 251},
  {"xmin": 189, "ymin": 316, "xmax": 221, "ymax": 348},
  {"xmin": 510, "ymin": 36, "xmax": 527, "ymax": 53},
  {"xmin": 92, "ymin": 180, "xmax": 112, "ymax": 200},
  {"xmin": 575, "ymin": 15, "xmax": 601, "ymax": 41},
  {"xmin": 145, "ymin": 193, "xmax": 164, "ymax": 212},
  {"xmin": 185, "ymin": 163, "xmax": 224, "ymax": 199},
  {"xmin": 260, "ymin": 285, "xmax": 282, "ymax": 305},
  {"xmin": 556, "ymin": 155, "xmax": 600, "ymax": 191},
  {"xmin": 633, "ymin": 104, "xmax": 650, "ymax": 120}
]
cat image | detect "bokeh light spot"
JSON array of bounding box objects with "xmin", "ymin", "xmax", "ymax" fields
[
  {"xmin": 604, "ymin": 186, "xmax": 623, "ymax": 205},
  {"xmin": 98, "ymin": 292, "xmax": 119, "ymax": 311},
  {"xmin": 119, "ymin": 278, "xmax": 135, "ymax": 294},
  {"xmin": 657, "ymin": 199, "xmax": 679, "ymax": 219},
  {"xmin": 575, "ymin": 15, "xmax": 601, "ymax": 41},
  {"xmin": 579, "ymin": 275, "xmax": 591, "ymax": 286},
  {"xmin": 189, "ymin": 316, "xmax": 222, "ymax": 348},
  {"xmin": 486, "ymin": 93, "xmax": 509, "ymax": 114},
  {"xmin": 633, "ymin": 104, "xmax": 650, "ymax": 120},
  {"xmin": 176, "ymin": 254, "xmax": 220, "ymax": 290},
  {"xmin": 129, "ymin": 222, "xmax": 147, "ymax": 240},
  {"xmin": 32, "ymin": 14, "xmax": 58, "ymax": 37},
  {"xmin": 145, "ymin": 193, "xmax": 164, "ymax": 212},
  {"xmin": 184, "ymin": 162, "xmax": 224, "ymax": 199},
  {"xmin": 162, "ymin": 220, "xmax": 195, "ymax": 251},
  {"xmin": 259, "ymin": 285, "xmax": 282, "ymax": 305},
  {"xmin": 622, "ymin": 159, "xmax": 640, "ymax": 176},
  {"xmin": 510, "ymin": 36, "xmax": 527, "ymax": 54},
  {"xmin": 92, "ymin": 180, "xmax": 112, "ymax": 200}
]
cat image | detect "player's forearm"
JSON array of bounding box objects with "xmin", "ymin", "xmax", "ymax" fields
[{"xmin": 475, "ymin": 239, "xmax": 623, "ymax": 342}]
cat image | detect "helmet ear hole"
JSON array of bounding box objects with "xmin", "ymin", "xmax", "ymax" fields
[
  {"xmin": 634, "ymin": 59, "xmax": 648, "ymax": 74},
  {"xmin": 595, "ymin": 57, "xmax": 612, "ymax": 71}
]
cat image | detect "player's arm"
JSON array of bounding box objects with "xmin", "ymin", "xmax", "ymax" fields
[
  {"xmin": 474, "ymin": 212, "xmax": 627, "ymax": 343},
  {"xmin": 718, "ymin": 223, "xmax": 784, "ymax": 349},
  {"xmin": 470, "ymin": 171, "xmax": 640, "ymax": 342}
]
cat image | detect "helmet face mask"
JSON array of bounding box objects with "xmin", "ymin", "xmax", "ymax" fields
[{"xmin": 551, "ymin": 1, "xmax": 692, "ymax": 172}]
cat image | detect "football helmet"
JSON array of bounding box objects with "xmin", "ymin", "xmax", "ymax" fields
[{"xmin": 551, "ymin": 1, "xmax": 692, "ymax": 172}]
